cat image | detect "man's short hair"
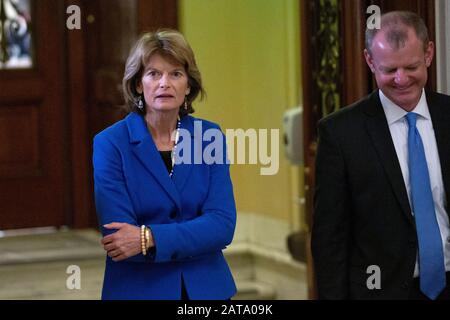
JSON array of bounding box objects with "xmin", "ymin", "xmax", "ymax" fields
[{"xmin": 365, "ymin": 11, "xmax": 429, "ymax": 55}]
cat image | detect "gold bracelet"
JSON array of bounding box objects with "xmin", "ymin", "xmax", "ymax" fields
[
  {"xmin": 145, "ymin": 227, "xmax": 151, "ymax": 250},
  {"xmin": 141, "ymin": 225, "xmax": 147, "ymax": 256}
]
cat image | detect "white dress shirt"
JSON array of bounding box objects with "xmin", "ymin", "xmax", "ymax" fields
[{"xmin": 380, "ymin": 89, "xmax": 450, "ymax": 277}]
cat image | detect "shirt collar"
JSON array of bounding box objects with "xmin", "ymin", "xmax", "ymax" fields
[{"xmin": 379, "ymin": 89, "xmax": 430, "ymax": 125}]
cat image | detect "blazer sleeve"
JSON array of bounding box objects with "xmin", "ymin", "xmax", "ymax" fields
[
  {"xmin": 311, "ymin": 118, "xmax": 351, "ymax": 299},
  {"xmin": 93, "ymin": 133, "xmax": 138, "ymax": 231},
  {"xmin": 149, "ymin": 130, "xmax": 237, "ymax": 263},
  {"xmin": 93, "ymin": 133, "xmax": 152, "ymax": 263}
]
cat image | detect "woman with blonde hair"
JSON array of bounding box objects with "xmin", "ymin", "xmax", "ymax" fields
[{"xmin": 93, "ymin": 29, "xmax": 237, "ymax": 300}]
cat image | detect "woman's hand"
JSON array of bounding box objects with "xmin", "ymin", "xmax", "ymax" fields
[{"xmin": 101, "ymin": 222, "xmax": 142, "ymax": 262}]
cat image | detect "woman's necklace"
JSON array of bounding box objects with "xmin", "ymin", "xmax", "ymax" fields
[{"xmin": 169, "ymin": 117, "xmax": 181, "ymax": 178}]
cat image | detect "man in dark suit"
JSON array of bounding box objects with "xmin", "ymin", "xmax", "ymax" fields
[{"xmin": 311, "ymin": 11, "xmax": 450, "ymax": 299}]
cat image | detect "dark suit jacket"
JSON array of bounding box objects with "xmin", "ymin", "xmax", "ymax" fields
[
  {"xmin": 311, "ymin": 90, "xmax": 450, "ymax": 299},
  {"xmin": 93, "ymin": 112, "xmax": 237, "ymax": 300}
]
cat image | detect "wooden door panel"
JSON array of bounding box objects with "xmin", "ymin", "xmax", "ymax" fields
[
  {"xmin": 0, "ymin": 104, "xmax": 40, "ymax": 177},
  {"xmin": 0, "ymin": 1, "xmax": 68, "ymax": 230}
]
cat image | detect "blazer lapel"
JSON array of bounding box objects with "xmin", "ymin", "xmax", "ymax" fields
[
  {"xmin": 126, "ymin": 113, "xmax": 181, "ymax": 211},
  {"xmin": 427, "ymin": 91, "xmax": 450, "ymax": 220},
  {"xmin": 364, "ymin": 91, "xmax": 414, "ymax": 225}
]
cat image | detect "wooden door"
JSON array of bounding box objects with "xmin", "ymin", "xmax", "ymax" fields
[{"xmin": 0, "ymin": 1, "xmax": 69, "ymax": 230}]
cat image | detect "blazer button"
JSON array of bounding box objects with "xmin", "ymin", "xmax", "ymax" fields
[{"xmin": 170, "ymin": 210, "xmax": 177, "ymax": 219}]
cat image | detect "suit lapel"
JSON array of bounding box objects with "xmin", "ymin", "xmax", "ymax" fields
[
  {"xmin": 364, "ymin": 91, "xmax": 414, "ymax": 225},
  {"xmin": 427, "ymin": 91, "xmax": 450, "ymax": 220},
  {"xmin": 126, "ymin": 113, "xmax": 181, "ymax": 211}
]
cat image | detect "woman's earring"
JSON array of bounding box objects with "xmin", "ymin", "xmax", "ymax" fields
[
  {"xmin": 184, "ymin": 97, "xmax": 188, "ymax": 110},
  {"xmin": 138, "ymin": 95, "xmax": 144, "ymax": 110}
]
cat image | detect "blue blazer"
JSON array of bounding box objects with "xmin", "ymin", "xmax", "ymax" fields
[{"xmin": 93, "ymin": 112, "xmax": 237, "ymax": 300}]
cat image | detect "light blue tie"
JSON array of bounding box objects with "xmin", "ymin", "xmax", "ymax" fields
[{"xmin": 406, "ymin": 112, "xmax": 446, "ymax": 300}]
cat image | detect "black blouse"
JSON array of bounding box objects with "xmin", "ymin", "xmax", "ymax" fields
[{"xmin": 159, "ymin": 150, "xmax": 172, "ymax": 174}]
